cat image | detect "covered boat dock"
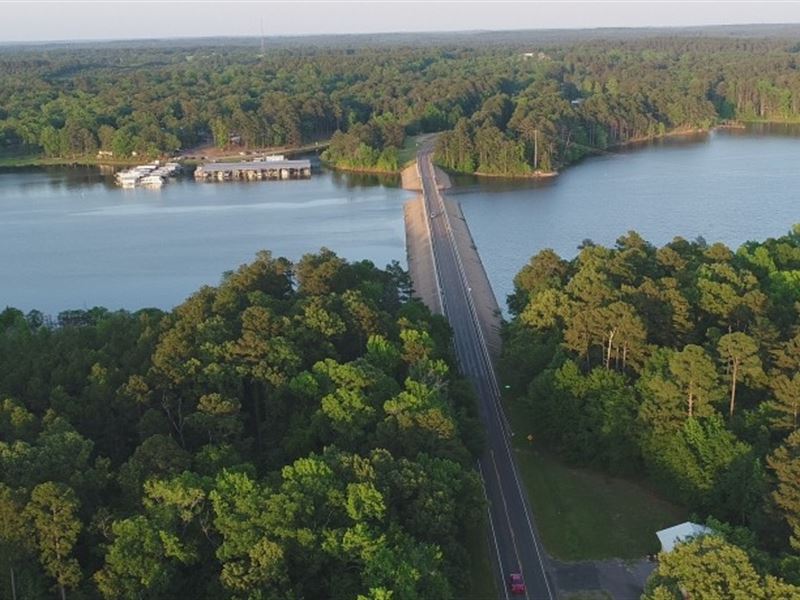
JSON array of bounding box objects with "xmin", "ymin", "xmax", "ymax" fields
[{"xmin": 194, "ymin": 158, "xmax": 312, "ymax": 182}]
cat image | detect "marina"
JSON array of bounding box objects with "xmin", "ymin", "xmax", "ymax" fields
[
  {"xmin": 3, "ymin": 127, "xmax": 800, "ymax": 315},
  {"xmin": 115, "ymin": 162, "xmax": 181, "ymax": 188},
  {"xmin": 0, "ymin": 164, "xmax": 404, "ymax": 314}
]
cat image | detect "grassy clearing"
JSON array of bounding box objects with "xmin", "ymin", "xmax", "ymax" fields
[
  {"xmin": 397, "ymin": 135, "xmax": 423, "ymax": 166},
  {"xmin": 0, "ymin": 151, "xmax": 140, "ymax": 168},
  {"xmin": 504, "ymin": 399, "xmax": 686, "ymax": 561},
  {"xmin": 460, "ymin": 513, "xmax": 500, "ymax": 600},
  {"xmin": 0, "ymin": 152, "xmax": 46, "ymax": 167},
  {"xmin": 397, "ymin": 133, "xmax": 440, "ymax": 166}
]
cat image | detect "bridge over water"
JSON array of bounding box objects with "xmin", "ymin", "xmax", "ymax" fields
[{"xmin": 405, "ymin": 146, "xmax": 555, "ymax": 600}]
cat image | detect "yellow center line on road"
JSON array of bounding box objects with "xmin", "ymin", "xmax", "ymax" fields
[
  {"xmin": 478, "ymin": 460, "xmax": 511, "ymax": 600},
  {"xmin": 420, "ymin": 146, "xmax": 551, "ymax": 599},
  {"xmin": 490, "ymin": 449, "xmax": 530, "ymax": 600}
]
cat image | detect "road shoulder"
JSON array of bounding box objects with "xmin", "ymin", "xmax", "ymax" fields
[
  {"xmin": 403, "ymin": 196, "xmax": 441, "ymax": 314},
  {"xmin": 442, "ymin": 197, "xmax": 503, "ymax": 358}
]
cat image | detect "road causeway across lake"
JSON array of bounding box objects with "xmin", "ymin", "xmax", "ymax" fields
[{"xmin": 404, "ymin": 145, "xmax": 555, "ymax": 599}]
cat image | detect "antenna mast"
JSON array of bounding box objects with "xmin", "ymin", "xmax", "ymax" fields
[{"xmin": 260, "ymin": 17, "xmax": 265, "ymax": 55}]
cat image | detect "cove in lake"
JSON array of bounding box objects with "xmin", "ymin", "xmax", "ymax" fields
[
  {"xmin": 2, "ymin": 125, "xmax": 800, "ymax": 316},
  {"xmin": 456, "ymin": 125, "xmax": 800, "ymax": 313},
  {"xmin": 0, "ymin": 165, "xmax": 408, "ymax": 315}
]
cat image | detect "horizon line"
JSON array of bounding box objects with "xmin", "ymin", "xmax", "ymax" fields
[{"xmin": 3, "ymin": 21, "xmax": 800, "ymax": 46}]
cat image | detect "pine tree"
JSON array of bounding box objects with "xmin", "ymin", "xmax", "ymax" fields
[
  {"xmin": 717, "ymin": 332, "xmax": 764, "ymax": 417},
  {"xmin": 768, "ymin": 373, "xmax": 800, "ymax": 432},
  {"xmin": 767, "ymin": 430, "xmax": 800, "ymax": 551},
  {"xmin": 669, "ymin": 345, "xmax": 721, "ymax": 418},
  {"xmin": 24, "ymin": 482, "xmax": 82, "ymax": 600}
]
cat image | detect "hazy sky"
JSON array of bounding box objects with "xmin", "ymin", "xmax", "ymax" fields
[{"xmin": 3, "ymin": 1, "xmax": 800, "ymax": 43}]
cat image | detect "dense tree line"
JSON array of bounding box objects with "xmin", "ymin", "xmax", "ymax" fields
[
  {"xmin": 5, "ymin": 36, "xmax": 800, "ymax": 172},
  {"xmin": 643, "ymin": 534, "xmax": 800, "ymax": 599},
  {"xmin": 502, "ymin": 228, "xmax": 800, "ymax": 588},
  {"xmin": 0, "ymin": 250, "xmax": 485, "ymax": 599},
  {"xmin": 321, "ymin": 115, "xmax": 403, "ymax": 172}
]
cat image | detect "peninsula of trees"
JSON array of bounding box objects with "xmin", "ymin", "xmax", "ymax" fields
[
  {"xmin": 0, "ymin": 251, "xmax": 484, "ymax": 599},
  {"xmin": 4, "ymin": 34, "xmax": 800, "ymax": 175},
  {"xmin": 502, "ymin": 227, "xmax": 800, "ymax": 592}
]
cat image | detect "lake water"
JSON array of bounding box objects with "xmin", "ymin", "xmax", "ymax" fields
[
  {"xmin": 0, "ymin": 165, "xmax": 409, "ymax": 314},
  {"xmin": 456, "ymin": 126, "xmax": 800, "ymax": 311},
  {"xmin": 3, "ymin": 126, "xmax": 800, "ymax": 315}
]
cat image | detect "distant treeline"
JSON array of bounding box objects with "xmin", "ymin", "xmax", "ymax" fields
[
  {"xmin": 503, "ymin": 228, "xmax": 800, "ymax": 590},
  {"xmin": 0, "ymin": 251, "xmax": 485, "ymax": 599},
  {"xmin": 3, "ymin": 37, "xmax": 800, "ymax": 172}
]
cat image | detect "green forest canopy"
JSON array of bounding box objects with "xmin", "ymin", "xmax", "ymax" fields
[
  {"xmin": 502, "ymin": 227, "xmax": 800, "ymax": 589},
  {"xmin": 4, "ymin": 35, "xmax": 800, "ymax": 173},
  {"xmin": 0, "ymin": 250, "xmax": 486, "ymax": 599},
  {"xmin": 5, "ymin": 29, "xmax": 800, "ymax": 596}
]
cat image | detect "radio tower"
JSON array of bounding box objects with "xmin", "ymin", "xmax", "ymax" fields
[{"xmin": 260, "ymin": 17, "xmax": 265, "ymax": 56}]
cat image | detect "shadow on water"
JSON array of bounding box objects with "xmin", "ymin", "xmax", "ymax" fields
[
  {"xmin": 328, "ymin": 168, "xmax": 402, "ymax": 189},
  {"xmin": 0, "ymin": 165, "xmax": 114, "ymax": 192},
  {"xmin": 447, "ymin": 172, "xmax": 558, "ymax": 195},
  {"xmin": 614, "ymin": 130, "xmax": 711, "ymax": 153},
  {"xmin": 304, "ymin": 152, "xmax": 402, "ymax": 189},
  {"xmin": 12, "ymin": 165, "xmax": 114, "ymax": 189},
  {"xmin": 724, "ymin": 121, "xmax": 800, "ymax": 138}
]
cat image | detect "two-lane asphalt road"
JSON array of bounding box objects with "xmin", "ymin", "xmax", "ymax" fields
[{"xmin": 416, "ymin": 147, "xmax": 553, "ymax": 600}]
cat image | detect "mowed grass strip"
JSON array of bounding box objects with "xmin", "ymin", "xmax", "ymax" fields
[
  {"xmin": 397, "ymin": 133, "xmax": 439, "ymax": 166},
  {"xmin": 506, "ymin": 402, "xmax": 686, "ymax": 561},
  {"xmin": 460, "ymin": 513, "xmax": 500, "ymax": 600},
  {"xmin": 0, "ymin": 151, "xmax": 140, "ymax": 168},
  {"xmin": 397, "ymin": 135, "xmax": 422, "ymax": 166},
  {"xmin": 0, "ymin": 152, "xmax": 54, "ymax": 167}
]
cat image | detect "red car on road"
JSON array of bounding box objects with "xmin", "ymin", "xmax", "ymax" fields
[{"xmin": 509, "ymin": 572, "xmax": 525, "ymax": 595}]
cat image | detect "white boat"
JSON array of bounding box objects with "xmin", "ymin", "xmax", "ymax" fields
[
  {"xmin": 139, "ymin": 175, "xmax": 164, "ymax": 188},
  {"xmin": 116, "ymin": 172, "xmax": 140, "ymax": 186},
  {"xmin": 115, "ymin": 162, "xmax": 180, "ymax": 187}
]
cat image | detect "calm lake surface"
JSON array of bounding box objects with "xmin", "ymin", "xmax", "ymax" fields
[
  {"xmin": 2, "ymin": 126, "xmax": 800, "ymax": 315},
  {"xmin": 457, "ymin": 126, "xmax": 800, "ymax": 311},
  {"xmin": 0, "ymin": 165, "xmax": 409, "ymax": 314}
]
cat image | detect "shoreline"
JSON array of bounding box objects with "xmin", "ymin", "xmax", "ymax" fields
[
  {"xmin": 0, "ymin": 140, "xmax": 330, "ymax": 170},
  {"xmin": 321, "ymin": 160, "xmax": 401, "ymax": 176},
  {"xmin": 0, "ymin": 156, "xmax": 144, "ymax": 169},
  {"xmin": 431, "ymin": 120, "xmax": 795, "ymax": 182},
  {"xmin": 472, "ymin": 169, "xmax": 558, "ymax": 179},
  {"xmin": 2, "ymin": 118, "xmax": 799, "ymax": 172},
  {"xmin": 420, "ymin": 127, "xmax": 712, "ymax": 182},
  {"xmin": 609, "ymin": 126, "xmax": 709, "ymax": 149}
]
